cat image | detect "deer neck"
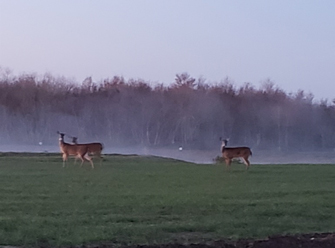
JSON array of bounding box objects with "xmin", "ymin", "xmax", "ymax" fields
[{"xmin": 221, "ymin": 144, "xmax": 226, "ymax": 153}]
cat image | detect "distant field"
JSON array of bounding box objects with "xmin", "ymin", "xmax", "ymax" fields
[{"xmin": 0, "ymin": 153, "xmax": 335, "ymax": 247}]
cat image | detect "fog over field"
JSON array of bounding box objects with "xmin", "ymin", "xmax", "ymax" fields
[
  {"xmin": 0, "ymin": 71, "xmax": 335, "ymax": 165},
  {"xmin": 1, "ymin": 144, "xmax": 334, "ymax": 165}
]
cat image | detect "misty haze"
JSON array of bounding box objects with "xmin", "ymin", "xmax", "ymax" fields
[{"xmin": 0, "ymin": 70, "xmax": 334, "ymax": 164}]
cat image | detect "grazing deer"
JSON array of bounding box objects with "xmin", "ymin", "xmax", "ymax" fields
[
  {"xmin": 57, "ymin": 132, "xmax": 94, "ymax": 169},
  {"xmin": 220, "ymin": 138, "xmax": 252, "ymax": 169},
  {"xmin": 72, "ymin": 137, "xmax": 103, "ymax": 165}
]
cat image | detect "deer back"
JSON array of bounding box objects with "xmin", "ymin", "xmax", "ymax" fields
[{"xmin": 222, "ymin": 146, "xmax": 252, "ymax": 159}]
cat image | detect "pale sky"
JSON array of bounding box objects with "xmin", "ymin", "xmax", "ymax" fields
[{"xmin": 1, "ymin": 0, "xmax": 335, "ymax": 101}]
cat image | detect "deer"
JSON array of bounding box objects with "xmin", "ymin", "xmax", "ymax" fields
[
  {"xmin": 57, "ymin": 132, "xmax": 94, "ymax": 169},
  {"xmin": 71, "ymin": 136, "xmax": 103, "ymax": 165},
  {"xmin": 220, "ymin": 138, "xmax": 252, "ymax": 170}
]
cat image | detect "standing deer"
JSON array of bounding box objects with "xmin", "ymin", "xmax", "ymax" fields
[
  {"xmin": 57, "ymin": 132, "xmax": 94, "ymax": 169},
  {"xmin": 220, "ymin": 138, "xmax": 252, "ymax": 169},
  {"xmin": 72, "ymin": 137, "xmax": 103, "ymax": 165}
]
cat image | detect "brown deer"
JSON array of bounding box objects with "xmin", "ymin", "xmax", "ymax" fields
[
  {"xmin": 72, "ymin": 137, "xmax": 103, "ymax": 165},
  {"xmin": 57, "ymin": 132, "xmax": 94, "ymax": 169},
  {"xmin": 220, "ymin": 138, "xmax": 252, "ymax": 169}
]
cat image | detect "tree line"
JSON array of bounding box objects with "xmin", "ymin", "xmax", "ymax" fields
[{"xmin": 0, "ymin": 68, "xmax": 334, "ymax": 152}]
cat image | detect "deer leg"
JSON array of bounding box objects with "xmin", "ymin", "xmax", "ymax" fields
[
  {"xmin": 78, "ymin": 155, "xmax": 85, "ymax": 167},
  {"xmin": 62, "ymin": 154, "xmax": 68, "ymax": 167},
  {"xmin": 224, "ymin": 158, "xmax": 231, "ymax": 170},
  {"xmin": 84, "ymin": 154, "xmax": 94, "ymax": 169},
  {"xmin": 242, "ymin": 157, "xmax": 250, "ymax": 169}
]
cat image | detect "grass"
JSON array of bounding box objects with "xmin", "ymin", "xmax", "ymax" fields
[{"xmin": 0, "ymin": 153, "xmax": 335, "ymax": 246}]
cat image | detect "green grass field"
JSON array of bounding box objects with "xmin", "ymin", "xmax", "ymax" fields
[{"xmin": 0, "ymin": 153, "xmax": 335, "ymax": 247}]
